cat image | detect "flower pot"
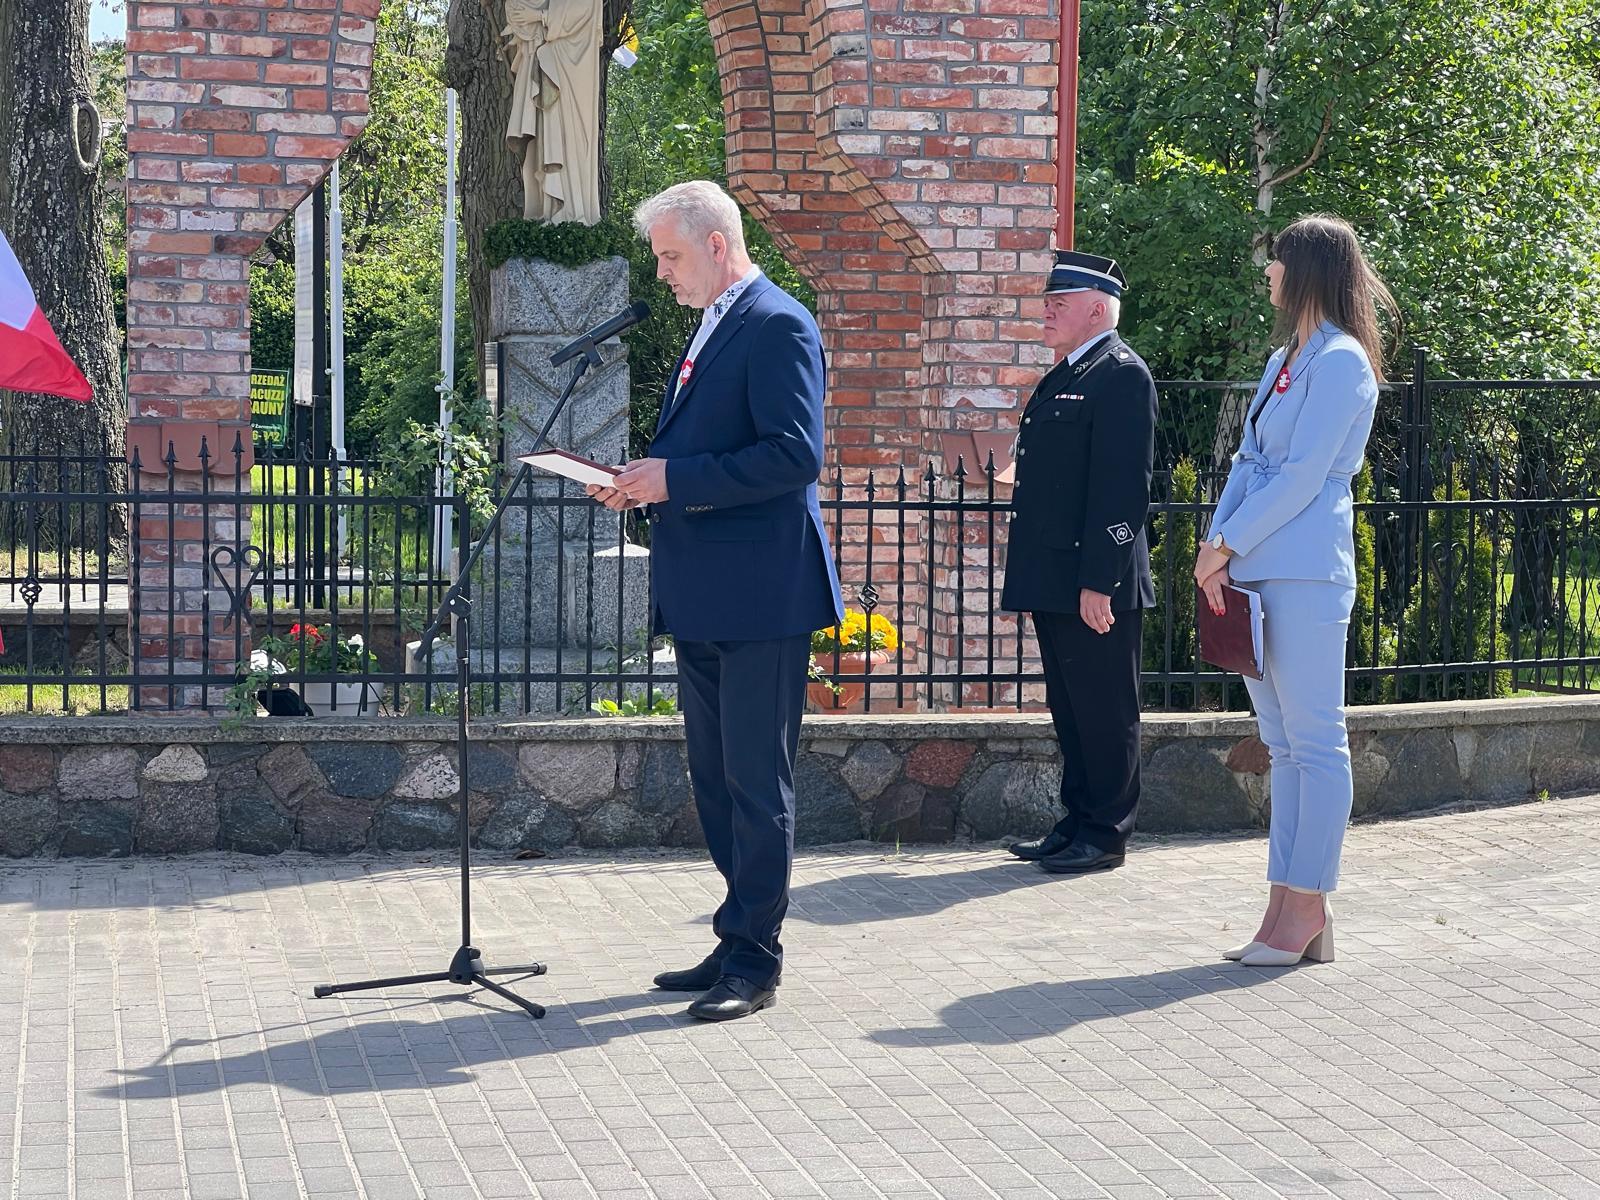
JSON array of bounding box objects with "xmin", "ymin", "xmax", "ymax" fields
[
  {"xmin": 808, "ymin": 650, "xmax": 894, "ymax": 713},
  {"xmin": 292, "ymin": 680, "xmax": 386, "ymax": 716}
]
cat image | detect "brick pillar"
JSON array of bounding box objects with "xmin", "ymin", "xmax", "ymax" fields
[
  {"xmin": 706, "ymin": 0, "xmax": 1057, "ymax": 708},
  {"xmin": 124, "ymin": 0, "xmax": 378, "ymax": 709}
]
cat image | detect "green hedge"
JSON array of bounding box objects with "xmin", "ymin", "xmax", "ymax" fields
[
  {"xmin": 1394, "ymin": 465, "xmax": 1511, "ymax": 701},
  {"xmin": 484, "ymin": 219, "xmax": 633, "ymax": 271}
]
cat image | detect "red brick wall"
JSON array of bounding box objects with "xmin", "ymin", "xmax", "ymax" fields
[
  {"xmin": 706, "ymin": 0, "xmax": 1057, "ymax": 708},
  {"xmin": 124, "ymin": 0, "xmax": 378, "ymax": 708}
]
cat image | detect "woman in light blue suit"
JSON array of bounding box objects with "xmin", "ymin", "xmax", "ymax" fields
[{"xmin": 1194, "ymin": 215, "xmax": 1397, "ymax": 967}]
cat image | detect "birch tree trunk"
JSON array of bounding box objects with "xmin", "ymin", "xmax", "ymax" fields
[{"xmin": 1210, "ymin": 0, "xmax": 1290, "ymax": 478}]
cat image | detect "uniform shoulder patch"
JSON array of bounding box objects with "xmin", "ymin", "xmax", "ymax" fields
[{"xmin": 1107, "ymin": 522, "xmax": 1135, "ymax": 545}]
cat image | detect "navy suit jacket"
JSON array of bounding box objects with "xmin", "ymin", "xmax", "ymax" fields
[{"xmin": 647, "ymin": 275, "xmax": 844, "ymax": 643}]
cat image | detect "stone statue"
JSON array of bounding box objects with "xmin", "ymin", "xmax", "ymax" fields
[{"xmin": 503, "ymin": 0, "xmax": 604, "ymax": 226}]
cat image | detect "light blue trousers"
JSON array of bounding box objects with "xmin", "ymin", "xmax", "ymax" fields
[{"xmin": 1240, "ymin": 578, "xmax": 1357, "ymax": 893}]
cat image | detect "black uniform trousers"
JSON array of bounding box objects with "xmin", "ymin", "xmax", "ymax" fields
[
  {"xmin": 674, "ymin": 633, "xmax": 810, "ymax": 990},
  {"xmin": 1031, "ymin": 608, "xmax": 1143, "ymax": 853}
]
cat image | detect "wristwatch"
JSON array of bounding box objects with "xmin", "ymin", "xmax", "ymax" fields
[{"xmin": 1209, "ymin": 532, "xmax": 1231, "ymax": 555}]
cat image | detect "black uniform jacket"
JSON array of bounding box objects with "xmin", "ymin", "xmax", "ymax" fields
[{"xmin": 999, "ymin": 332, "xmax": 1158, "ymax": 615}]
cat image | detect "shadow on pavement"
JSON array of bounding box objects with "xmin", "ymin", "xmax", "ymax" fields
[
  {"xmin": 868, "ymin": 962, "xmax": 1282, "ymax": 1047},
  {"xmin": 99, "ymin": 984, "xmax": 689, "ymax": 1101}
]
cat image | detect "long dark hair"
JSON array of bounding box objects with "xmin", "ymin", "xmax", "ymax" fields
[{"xmin": 1272, "ymin": 215, "xmax": 1399, "ymax": 382}]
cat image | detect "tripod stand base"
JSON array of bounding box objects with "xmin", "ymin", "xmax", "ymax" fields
[{"xmin": 313, "ymin": 946, "xmax": 548, "ymax": 1018}]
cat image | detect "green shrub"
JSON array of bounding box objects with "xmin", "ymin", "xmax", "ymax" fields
[
  {"xmin": 1142, "ymin": 458, "xmax": 1239, "ymax": 709},
  {"xmin": 483, "ymin": 219, "xmax": 633, "ymax": 271},
  {"xmin": 1346, "ymin": 465, "xmax": 1397, "ymax": 702},
  {"xmin": 1396, "ymin": 465, "xmax": 1510, "ymax": 700}
]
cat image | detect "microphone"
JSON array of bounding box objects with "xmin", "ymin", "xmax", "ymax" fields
[{"xmin": 549, "ymin": 300, "xmax": 651, "ymax": 367}]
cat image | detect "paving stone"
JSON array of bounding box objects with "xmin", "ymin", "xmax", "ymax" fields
[{"xmin": 4, "ymin": 794, "xmax": 1600, "ymax": 1197}]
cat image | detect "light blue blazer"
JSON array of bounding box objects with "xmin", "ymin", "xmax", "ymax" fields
[{"xmin": 1208, "ymin": 321, "xmax": 1379, "ymax": 586}]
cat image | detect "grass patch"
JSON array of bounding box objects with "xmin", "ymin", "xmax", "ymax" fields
[{"xmin": 0, "ymin": 673, "xmax": 130, "ymax": 715}]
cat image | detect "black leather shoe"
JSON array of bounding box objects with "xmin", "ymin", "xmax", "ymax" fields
[
  {"xmin": 686, "ymin": 975, "xmax": 777, "ymax": 1022},
  {"xmin": 1037, "ymin": 840, "xmax": 1126, "ymax": 874},
  {"xmin": 1008, "ymin": 828, "xmax": 1075, "ymax": 861},
  {"xmin": 652, "ymin": 956, "xmax": 724, "ymax": 991}
]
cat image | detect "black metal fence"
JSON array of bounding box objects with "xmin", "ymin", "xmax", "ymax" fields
[{"xmin": 2, "ymin": 355, "xmax": 1597, "ymax": 716}]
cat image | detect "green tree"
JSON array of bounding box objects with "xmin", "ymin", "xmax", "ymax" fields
[
  {"xmin": 1075, "ymin": 0, "xmax": 1600, "ymax": 456},
  {"xmin": 88, "ymin": 37, "xmax": 126, "ymax": 346},
  {"xmin": 341, "ymin": 1, "xmax": 449, "ymax": 260},
  {"xmin": 604, "ymin": 0, "xmax": 814, "ymax": 452},
  {"xmin": 248, "ymin": 0, "xmax": 478, "ymax": 459}
]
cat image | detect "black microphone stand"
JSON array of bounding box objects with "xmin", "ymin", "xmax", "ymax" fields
[{"xmin": 313, "ymin": 338, "xmax": 606, "ymax": 1018}]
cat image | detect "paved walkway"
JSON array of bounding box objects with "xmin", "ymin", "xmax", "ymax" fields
[{"xmin": 3, "ymin": 795, "xmax": 1599, "ymax": 1200}]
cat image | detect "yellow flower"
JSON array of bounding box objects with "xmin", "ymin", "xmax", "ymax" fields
[
  {"xmin": 867, "ymin": 613, "xmax": 899, "ymax": 653},
  {"xmin": 812, "ymin": 608, "xmax": 899, "ymax": 655}
]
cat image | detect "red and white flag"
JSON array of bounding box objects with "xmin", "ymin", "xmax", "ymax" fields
[{"xmin": 0, "ymin": 228, "xmax": 93, "ymax": 402}]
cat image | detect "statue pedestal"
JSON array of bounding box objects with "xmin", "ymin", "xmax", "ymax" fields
[{"xmin": 409, "ymin": 255, "xmax": 662, "ymax": 714}]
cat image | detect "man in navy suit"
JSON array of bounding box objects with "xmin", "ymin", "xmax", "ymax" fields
[{"xmin": 590, "ymin": 181, "xmax": 843, "ymax": 1022}]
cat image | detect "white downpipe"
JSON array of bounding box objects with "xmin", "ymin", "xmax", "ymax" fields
[
  {"xmin": 330, "ymin": 160, "xmax": 348, "ymax": 559},
  {"xmin": 434, "ymin": 88, "xmax": 459, "ymax": 578}
]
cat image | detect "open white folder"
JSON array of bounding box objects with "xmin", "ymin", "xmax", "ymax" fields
[{"xmin": 519, "ymin": 448, "xmax": 621, "ymax": 489}]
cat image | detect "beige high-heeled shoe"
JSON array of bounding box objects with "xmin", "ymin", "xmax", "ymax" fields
[
  {"xmin": 1221, "ymin": 941, "xmax": 1265, "ymax": 962},
  {"xmin": 1239, "ymin": 901, "xmax": 1334, "ymax": 966}
]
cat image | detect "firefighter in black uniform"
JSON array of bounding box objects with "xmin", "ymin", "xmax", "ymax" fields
[{"xmin": 1000, "ymin": 249, "xmax": 1157, "ymax": 874}]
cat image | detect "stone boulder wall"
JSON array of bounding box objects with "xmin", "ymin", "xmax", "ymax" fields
[{"xmin": 1, "ymin": 697, "xmax": 1596, "ymax": 857}]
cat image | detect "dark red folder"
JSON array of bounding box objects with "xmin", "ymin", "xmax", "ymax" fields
[{"xmin": 1196, "ymin": 584, "xmax": 1264, "ymax": 680}]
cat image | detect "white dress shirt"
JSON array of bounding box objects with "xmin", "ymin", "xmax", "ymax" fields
[
  {"xmin": 671, "ymin": 265, "xmax": 764, "ymax": 402},
  {"xmin": 1064, "ymin": 329, "xmax": 1114, "ymax": 367}
]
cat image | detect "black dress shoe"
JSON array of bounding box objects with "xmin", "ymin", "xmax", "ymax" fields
[
  {"xmin": 687, "ymin": 975, "xmax": 777, "ymax": 1022},
  {"xmin": 1008, "ymin": 827, "xmax": 1075, "ymax": 861},
  {"xmin": 1037, "ymin": 840, "xmax": 1125, "ymax": 874},
  {"xmin": 652, "ymin": 956, "xmax": 724, "ymax": 991}
]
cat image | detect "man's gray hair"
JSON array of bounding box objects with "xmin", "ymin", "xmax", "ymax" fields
[{"xmin": 633, "ymin": 181, "xmax": 747, "ymax": 253}]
